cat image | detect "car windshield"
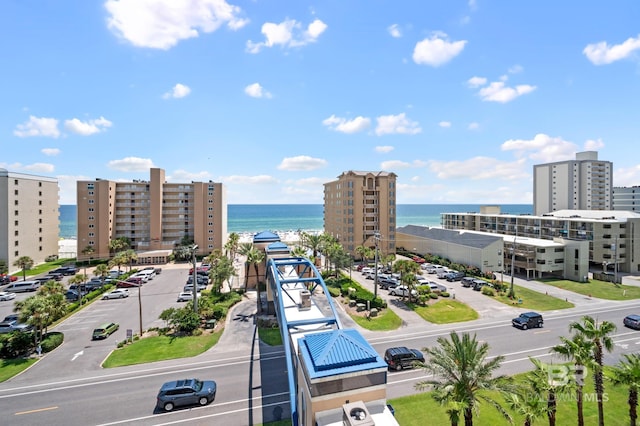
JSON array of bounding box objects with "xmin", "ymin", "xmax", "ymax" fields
[{"xmin": 193, "ymin": 379, "xmax": 203, "ymax": 391}]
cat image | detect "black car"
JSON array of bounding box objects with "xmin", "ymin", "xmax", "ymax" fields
[
  {"xmin": 512, "ymin": 312, "xmax": 544, "ymax": 330},
  {"xmin": 623, "ymin": 314, "xmax": 640, "ymax": 330},
  {"xmin": 156, "ymin": 378, "xmax": 217, "ymax": 412},
  {"xmin": 445, "ymin": 271, "xmax": 465, "ymax": 282},
  {"xmin": 379, "ymin": 277, "xmax": 399, "ymax": 290},
  {"xmin": 384, "ymin": 346, "xmax": 425, "ymax": 371}
]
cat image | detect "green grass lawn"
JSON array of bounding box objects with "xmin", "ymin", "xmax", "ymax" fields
[
  {"xmin": 541, "ymin": 278, "xmax": 640, "ymax": 300},
  {"xmin": 492, "ymin": 284, "xmax": 575, "ymax": 310},
  {"xmin": 259, "ymin": 327, "xmax": 283, "ymax": 346},
  {"xmin": 407, "ymin": 299, "xmax": 479, "ymax": 324},
  {"xmin": 102, "ymin": 331, "xmax": 222, "ymax": 367},
  {"xmin": 0, "ymin": 358, "xmax": 37, "ymax": 382},
  {"xmin": 390, "ymin": 368, "xmax": 632, "ymax": 426},
  {"xmin": 350, "ymin": 307, "xmax": 403, "ymax": 331},
  {"xmin": 11, "ymin": 258, "xmax": 73, "ymax": 279}
]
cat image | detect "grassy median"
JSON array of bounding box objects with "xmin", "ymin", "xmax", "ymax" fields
[
  {"xmin": 350, "ymin": 307, "xmax": 403, "ymax": 331},
  {"xmin": 493, "ymin": 284, "xmax": 575, "ymax": 310},
  {"xmin": 541, "ymin": 278, "xmax": 640, "ymax": 300},
  {"xmin": 0, "ymin": 358, "xmax": 37, "ymax": 382},
  {"xmin": 407, "ymin": 299, "xmax": 479, "ymax": 324}
]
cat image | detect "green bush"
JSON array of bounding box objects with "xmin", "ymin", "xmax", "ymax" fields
[
  {"xmin": 0, "ymin": 332, "xmax": 34, "ymax": 358},
  {"xmin": 429, "ymin": 293, "xmax": 439, "ymax": 299},
  {"xmin": 440, "ymin": 291, "xmax": 450, "ymax": 298},
  {"xmin": 416, "ymin": 285, "xmax": 431, "ymax": 295},
  {"xmin": 418, "ymin": 294, "xmax": 429, "ymax": 305},
  {"xmin": 40, "ymin": 332, "xmax": 64, "ymax": 353},
  {"xmin": 481, "ymin": 286, "xmax": 496, "ymax": 296},
  {"xmin": 327, "ymin": 287, "xmax": 340, "ymax": 297}
]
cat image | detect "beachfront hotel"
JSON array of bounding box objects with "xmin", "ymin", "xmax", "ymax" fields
[
  {"xmin": 534, "ymin": 151, "xmax": 613, "ymax": 215},
  {"xmin": 76, "ymin": 168, "xmax": 226, "ymax": 263},
  {"xmin": 323, "ymin": 170, "xmax": 397, "ymax": 257},
  {"xmin": 0, "ymin": 169, "xmax": 59, "ymax": 271}
]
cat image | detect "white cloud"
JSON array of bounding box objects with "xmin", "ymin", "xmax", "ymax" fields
[
  {"xmin": 107, "ymin": 157, "xmax": 155, "ymax": 172},
  {"xmin": 277, "ymin": 155, "xmax": 327, "ymax": 171},
  {"xmin": 23, "ymin": 163, "xmax": 55, "ymax": 173},
  {"xmin": 375, "ymin": 146, "xmax": 394, "ymax": 153},
  {"xmin": 105, "ymin": 0, "xmax": 248, "ymax": 50},
  {"xmin": 322, "ymin": 115, "xmax": 371, "ymax": 134},
  {"xmin": 468, "ymin": 122, "xmax": 480, "ymax": 130},
  {"xmin": 583, "ymin": 35, "xmax": 640, "ymax": 65},
  {"xmin": 14, "ymin": 116, "xmax": 60, "ymax": 138},
  {"xmin": 508, "ymin": 64, "xmax": 523, "ymax": 74},
  {"xmin": 221, "ymin": 174, "xmax": 279, "ymax": 184},
  {"xmin": 167, "ymin": 169, "xmax": 213, "ymax": 182},
  {"xmin": 613, "ymin": 164, "xmax": 640, "ymax": 187},
  {"xmin": 388, "ymin": 24, "xmax": 402, "ymax": 38},
  {"xmin": 501, "ymin": 133, "xmax": 578, "ymax": 163},
  {"xmin": 477, "ymin": 81, "xmax": 537, "ymax": 103},
  {"xmin": 246, "ymin": 18, "xmax": 327, "ymax": 53},
  {"xmin": 244, "ymin": 82, "xmax": 272, "ymax": 98},
  {"xmin": 428, "ymin": 157, "xmax": 529, "ymax": 181},
  {"xmin": 412, "ymin": 33, "xmax": 467, "ymax": 67},
  {"xmin": 42, "ymin": 148, "xmax": 60, "ymax": 156},
  {"xmin": 57, "ymin": 174, "xmax": 91, "ymax": 204},
  {"xmin": 64, "ymin": 117, "xmax": 113, "ymax": 135},
  {"xmin": 163, "ymin": 83, "xmax": 191, "ymax": 99},
  {"xmin": 584, "ymin": 138, "xmax": 605, "ymax": 151},
  {"xmin": 438, "ymin": 121, "xmax": 452, "ymax": 128},
  {"xmin": 381, "ymin": 159, "xmax": 427, "ymax": 170},
  {"xmin": 375, "ymin": 113, "xmax": 421, "ymax": 136},
  {"xmin": 466, "ymin": 76, "xmax": 487, "ymax": 88}
]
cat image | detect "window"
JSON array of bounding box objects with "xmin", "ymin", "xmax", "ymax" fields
[
  {"xmin": 88, "ymin": 191, "xmax": 94, "ymax": 195},
  {"xmin": 14, "ymin": 190, "xmax": 18, "ymax": 195},
  {"xmin": 39, "ymin": 218, "xmax": 42, "ymax": 224},
  {"xmin": 14, "ymin": 210, "xmax": 18, "ymax": 216},
  {"xmin": 14, "ymin": 220, "xmax": 18, "ymax": 226},
  {"xmin": 14, "ymin": 251, "xmax": 18, "ymax": 256},
  {"xmin": 89, "ymin": 232, "xmax": 94, "ymax": 237},
  {"xmin": 88, "ymin": 199, "xmax": 94, "ymax": 204},
  {"xmin": 14, "ymin": 179, "xmax": 18, "ymax": 185},
  {"xmin": 89, "ymin": 224, "xmax": 94, "ymax": 228},
  {"xmin": 89, "ymin": 241, "xmax": 94, "ymax": 245},
  {"xmin": 88, "ymin": 208, "xmax": 94, "ymax": 212},
  {"xmin": 39, "ymin": 246, "xmax": 42, "ymax": 251},
  {"xmin": 208, "ymin": 222, "xmax": 213, "ymax": 226},
  {"xmin": 15, "ymin": 241, "xmax": 18, "ymax": 246},
  {"xmin": 14, "ymin": 200, "xmax": 18, "ymax": 205},
  {"xmin": 208, "ymin": 237, "xmax": 213, "ymax": 241},
  {"xmin": 89, "ymin": 216, "xmax": 94, "ymax": 220},
  {"xmin": 208, "ymin": 214, "xmax": 213, "ymax": 219},
  {"xmin": 38, "ymin": 200, "xmax": 42, "ymax": 205},
  {"xmin": 39, "ymin": 191, "xmax": 42, "ymax": 196},
  {"xmin": 208, "ymin": 230, "xmax": 213, "ymax": 234},
  {"xmin": 14, "ymin": 231, "xmax": 19, "ymax": 236},
  {"xmin": 208, "ymin": 199, "xmax": 213, "ymax": 204}
]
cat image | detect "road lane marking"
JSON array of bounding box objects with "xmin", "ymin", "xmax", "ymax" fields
[
  {"xmin": 71, "ymin": 350, "xmax": 84, "ymax": 361},
  {"xmin": 534, "ymin": 330, "xmax": 550, "ymax": 334},
  {"xmin": 15, "ymin": 406, "xmax": 58, "ymax": 415}
]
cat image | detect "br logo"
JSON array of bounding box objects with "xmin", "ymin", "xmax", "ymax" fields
[{"xmin": 548, "ymin": 364, "xmax": 588, "ymax": 386}]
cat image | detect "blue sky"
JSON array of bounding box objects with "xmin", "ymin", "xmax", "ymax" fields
[{"xmin": 2, "ymin": 0, "xmax": 639, "ymax": 205}]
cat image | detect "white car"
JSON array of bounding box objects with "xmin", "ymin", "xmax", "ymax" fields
[
  {"xmin": 0, "ymin": 291, "xmax": 16, "ymax": 301},
  {"xmin": 177, "ymin": 292, "xmax": 194, "ymax": 302},
  {"xmin": 102, "ymin": 289, "xmax": 130, "ymax": 300},
  {"xmin": 389, "ymin": 285, "xmax": 418, "ymax": 298}
]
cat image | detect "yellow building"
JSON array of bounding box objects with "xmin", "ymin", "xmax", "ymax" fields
[
  {"xmin": 324, "ymin": 171, "xmax": 397, "ymax": 257},
  {"xmin": 76, "ymin": 168, "xmax": 226, "ymax": 262}
]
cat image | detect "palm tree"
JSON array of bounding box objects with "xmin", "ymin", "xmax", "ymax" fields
[
  {"xmin": 237, "ymin": 243, "xmax": 254, "ymax": 289},
  {"xmin": 209, "ymin": 255, "xmax": 236, "ymax": 293},
  {"xmin": 108, "ymin": 237, "xmax": 129, "ymax": 255},
  {"xmin": 81, "ymin": 245, "xmax": 95, "ymax": 265},
  {"xmin": 355, "ymin": 245, "xmax": 370, "ymax": 263},
  {"xmin": 224, "ymin": 232, "xmax": 240, "ymax": 260},
  {"xmin": 93, "ymin": 264, "xmax": 110, "ymax": 283},
  {"xmin": 247, "ymin": 248, "xmax": 265, "ymax": 312},
  {"xmin": 416, "ymin": 331, "xmax": 513, "ymax": 426},
  {"xmin": 15, "ymin": 295, "xmax": 49, "ymax": 345},
  {"xmin": 109, "ymin": 252, "xmax": 127, "ymax": 274},
  {"xmin": 13, "ymin": 256, "xmax": 34, "ymax": 281},
  {"xmin": 551, "ymin": 334, "xmax": 594, "ymax": 426},
  {"xmin": 504, "ymin": 388, "xmax": 547, "ymax": 426},
  {"xmin": 608, "ymin": 353, "xmax": 640, "ymax": 426},
  {"xmin": 570, "ymin": 315, "xmax": 617, "ymax": 426},
  {"xmin": 393, "ymin": 259, "xmax": 421, "ymax": 302},
  {"xmin": 68, "ymin": 274, "xmax": 88, "ymax": 304},
  {"xmin": 301, "ymin": 232, "xmax": 324, "ymax": 265},
  {"xmin": 525, "ymin": 358, "xmax": 571, "ymax": 426}
]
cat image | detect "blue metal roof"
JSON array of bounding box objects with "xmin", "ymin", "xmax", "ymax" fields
[
  {"xmin": 299, "ymin": 329, "xmax": 386, "ymax": 378},
  {"xmin": 253, "ymin": 230, "xmax": 281, "ymax": 243},
  {"xmin": 265, "ymin": 241, "xmax": 290, "ymax": 252}
]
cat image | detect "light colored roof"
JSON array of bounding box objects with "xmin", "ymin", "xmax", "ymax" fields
[
  {"xmin": 397, "ymin": 225, "xmax": 502, "ymax": 249},
  {"xmin": 252, "ymin": 230, "xmax": 281, "ymax": 243}
]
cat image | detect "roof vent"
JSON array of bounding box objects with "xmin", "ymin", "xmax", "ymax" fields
[
  {"xmin": 299, "ymin": 290, "xmax": 311, "ymax": 310},
  {"xmin": 342, "ymin": 401, "xmax": 374, "ymax": 426}
]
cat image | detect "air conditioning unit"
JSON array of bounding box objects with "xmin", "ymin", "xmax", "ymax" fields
[
  {"xmin": 342, "ymin": 401, "xmax": 374, "ymax": 426},
  {"xmin": 299, "ymin": 290, "xmax": 311, "ymax": 310}
]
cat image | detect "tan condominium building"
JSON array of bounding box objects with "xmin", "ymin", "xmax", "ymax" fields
[
  {"xmin": 0, "ymin": 169, "xmax": 59, "ymax": 271},
  {"xmin": 324, "ymin": 170, "xmax": 397, "ymax": 257},
  {"xmin": 534, "ymin": 151, "xmax": 612, "ymax": 215},
  {"xmin": 77, "ymin": 168, "xmax": 226, "ymax": 262}
]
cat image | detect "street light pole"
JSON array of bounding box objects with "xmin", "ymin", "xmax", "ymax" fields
[
  {"xmin": 373, "ymin": 232, "xmax": 380, "ymax": 299},
  {"xmin": 192, "ymin": 245, "xmax": 199, "ymax": 314},
  {"xmin": 113, "ymin": 279, "xmax": 143, "ymax": 337},
  {"xmin": 509, "ymin": 234, "xmax": 516, "ymax": 299}
]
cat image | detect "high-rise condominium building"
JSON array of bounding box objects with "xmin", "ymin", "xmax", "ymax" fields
[
  {"xmin": 324, "ymin": 170, "xmax": 397, "ymax": 256},
  {"xmin": 77, "ymin": 168, "xmax": 226, "ymax": 262},
  {"xmin": 613, "ymin": 186, "xmax": 640, "ymax": 212},
  {"xmin": 533, "ymin": 151, "xmax": 612, "ymax": 215},
  {"xmin": 0, "ymin": 169, "xmax": 59, "ymax": 271}
]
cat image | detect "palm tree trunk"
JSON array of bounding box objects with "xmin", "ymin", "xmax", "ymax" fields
[
  {"xmin": 629, "ymin": 388, "xmax": 637, "ymax": 426},
  {"xmin": 244, "ymin": 264, "xmax": 250, "ymax": 289},
  {"xmin": 464, "ymin": 407, "xmax": 473, "ymax": 426},
  {"xmin": 577, "ymin": 386, "xmax": 584, "ymax": 426},
  {"xmin": 595, "ymin": 346, "xmax": 605, "ymax": 426},
  {"xmin": 254, "ymin": 264, "xmax": 261, "ymax": 314},
  {"xmin": 548, "ymin": 390, "xmax": 556, "ymax": 426}
]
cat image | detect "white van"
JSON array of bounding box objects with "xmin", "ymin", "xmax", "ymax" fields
[
  {"xmin": 5, "ymin": 281, "xmax": 40, "ymax": 293},
  {"xmin": 135, "ymin": 269, "xmax": 155, "ymax": 281}
]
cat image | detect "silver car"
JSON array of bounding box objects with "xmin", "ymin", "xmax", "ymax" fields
[
  {"xmin": 0, "ymin": 291, "xmax": 16, "ymax": 301},
  {"xmin": 102, "ymin": 289, "xmax": 130, "ymax": 299}
]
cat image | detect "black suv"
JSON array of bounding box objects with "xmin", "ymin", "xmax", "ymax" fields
[
  {"xmin": 512, "ymin": 312, "xmax": 543, "ymax": 330},
  {"xmin": 384, "ymin": 346, "xmax": 425, "ymax": 371},
  {"xmin": 445, "ymin": 271, "xmax": 465, "ymax": 282},
  {"xmin": 156, "ymin": 378, "xmax": 217, "ymax": 411}
]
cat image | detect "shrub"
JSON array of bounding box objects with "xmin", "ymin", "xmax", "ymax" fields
[
  {"xmin": 0, "ymin": 332, "xmax": 34, "ymax": 358},
  {"xmin": 481, "ymin": 286, "xmax": 496, "ymax": 296},
  {"xmin": 40, "ymin": 332, "xmax": 64, "ymax": 353},
  {"xmin": 416, "ymin": 285, "xmax": 431, "ymax": 295},
  {"xmin": 429, "ymin": 293, "xmax": 439, "ymax": 299},
  {"xmin": 327, "ymin": 287, "xmax": 340, "ymax": 297},
  {"xmin": 440, "ymin": 291, "xmax": 450, "ymax": 298},
  {"xmin": 418, "ymin": 295, "xmax": 429, "ymax": 305}
]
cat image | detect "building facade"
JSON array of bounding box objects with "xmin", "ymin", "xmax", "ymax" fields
[
  {"xmin": 533, "ymin": 151, "xmax": 612, "ymax": 215},
  {"xmin": 324, "ymin": 171, "xmax": 397, "ymax": 257},
  {"xmin": 76, "ymin": 168, "xmax": 226, "ymax": 262},
  {"xmin": 442, "ymin": 207, "xmax": 640, "ymax": 277},
  {"xmin": 0, "ymin": 169, "xmax": 59, "ymax": 272},
  {"xmin": 613, "ymin": 186, "xmax": 640, "ymax": 212}
]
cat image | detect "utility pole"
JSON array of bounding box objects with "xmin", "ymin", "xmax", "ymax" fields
[
  {"xmin": 613, "ymin": 236, "xmax": 618, "ymax": 284},
  {"xmin": 509, "ymin": 234, "xmax": 517, "ymax": 299},
  {"xmin": 192, "ymin": 245, "xmax": 199, "ymax": 314},
  {"xmin": 373, "ymin": 232, "xmax": 380, "ymax": 299}
]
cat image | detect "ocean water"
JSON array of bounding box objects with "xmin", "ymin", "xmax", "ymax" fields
[{"xmin": 59, "ymin": 204, "xmax": 533, "ymax": 239}]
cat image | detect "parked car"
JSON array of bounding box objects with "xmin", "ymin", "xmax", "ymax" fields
[
  {"xmin": 2, "ymin": 314, "xmax": 19, "ymax": 322},
  {"xmin": 379, "ymin": 277, "xmax": 399, "ymax": 290},
  {"xmin": 512, "ymin": 312, "xmax": 544, "ymax": 330},
  {"xmin": 92, "ymin": 322, "xmax": 119, "ymax": 340},
  {"xmin": 0, "ymin": 274, "xmax": 18, "ymax": 285},
  {"xmin": 177, "ymin": 292, "xmax": 194, "ymax": 302},
  {"xmin": 156, "ymin": 378, "xmax": 217, "ymax": 412},
  {"xmin": 389, "ymin": 285, "xmax": 418, "ymax": 298},
  {"xmin": 384, "ymin": 347, "xmax": 425, "ymax": 371},
  {"xmin": 436, "ymin": 269, "xmax": 452, "ymax": 279},
  {"xmin": 0, "ymin": 291, "xmax": 16, "ymax": 301},
  {"xmin": 183, "ymin": 284, "xmax": 205, "ymax": 293},
  {"xmin": 472, "ymin": 279, "xmax": 490, "ymax": 291},
  {"xmin": 102, "ymin": 289, "xmax": 130, "ymax": 300},
  {"xmin": 445, "ymin": 271, "xmax": 465, "ymax": 282},
  {"xmin": 460, "ymin": 277, "xmax": 475, "ymax": 288},
  {"xmin": 65, "ymin": 289, "xmax": 81, "ymax": 301},
  {"xmin": 0, "ymin": 320, "xmax": 33, "ymax": 334},
  {"xmin": 4, "ymin": 281, "xmax": 40, "ymax": 293},
  {"xmin": 623, "ymin": 314, "xmax": 640, "ymax": 330},
  {"xmin": 428, "ymin": 282, "xmax": 447, "ymax": 293}
]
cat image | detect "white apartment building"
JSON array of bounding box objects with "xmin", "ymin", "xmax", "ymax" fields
[
  {"xmin": 324, "ymin": 171, "xmax": 397, "ymax": 256},
  {"xmin": 534, "ymin": 151, "xmax": 612, "ymax": 215},
  {"xmin": 0, "ymin": 169, "xmax": 59, "ymax": 271},
  {"xmin": 77, "ymin": 168, "xmax": 226, "ymax": 263},
  {"xmin": 613, "ymin": 186, "xmax": 640, "ymax": 212}
]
